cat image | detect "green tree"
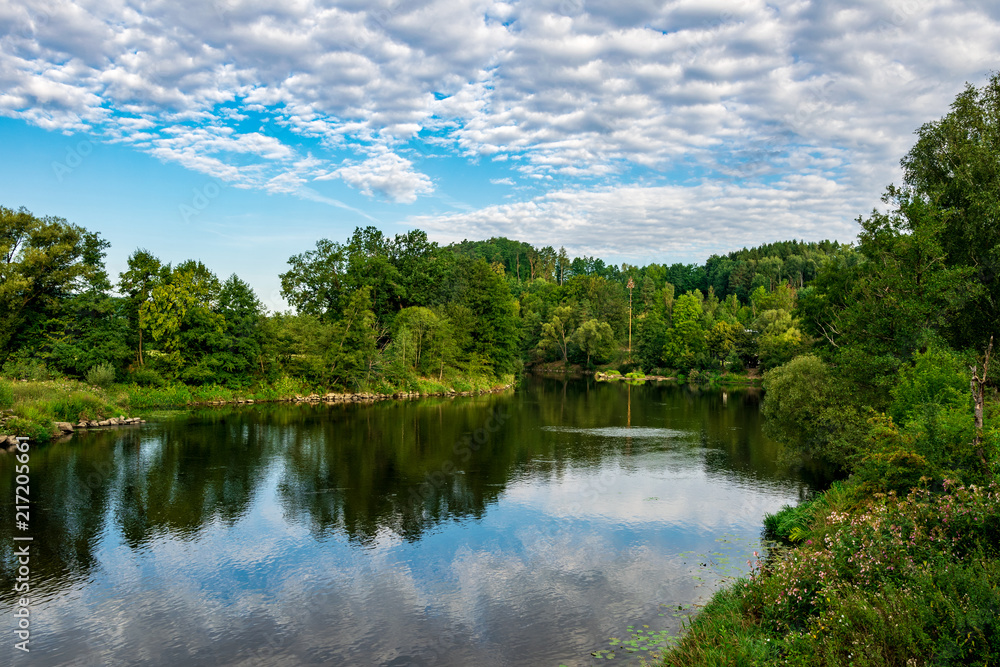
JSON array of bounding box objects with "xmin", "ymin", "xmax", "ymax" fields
[
  {"xmin": 118, "ymin": 248, "xmax": 164, "ymax": 367},
  {"xmin": 270, "ymin": 312, "xmax": 336, "ymax": 383},
  {"xmin": 0, "ymin": 206, "xmax": 109, "ymax": 362},
  {"xmin": 39, "ymin": 235, "xmax": 130, "ymax": 378},
  {"xmin": 571, "ymin": 319, "xmax": 616, "ymax": 366},
  {"xmin": 325, "ymin": 286, "xmax": 380, "ymax": 387},
  {"xmin": 392, "ymin": 306, "xmax": 456, "ymax": 375},
  {"xmin": 139, "ymin": 262, "xmax": 225, "ymax": 381},
  {"xmin": 755, "ymin": 309, "xmax": 808, "ymax": 370},
  {"xmin": 215, "ymin": 275, "xmax": 270, "ymax": 385},
  {"xmin": 538, "ymin": 305, "xmax": 575, "ymax": 363},
  {"xmin": 635, "ymin": 311, "xmax": 668, "ymax": 370},
  {"xmin": 663, "ymin": 293, "xmax": 707, "ymax": 369},
  {"xmin": 900, "ymin": 72, "xmax": 1000, "ymax": 350},
  {"xmin": 461, "ymin": 258, "xmax": 521, "ymax": 374},
  {"xmin": 280, "ymin": 238, "xmax": 346, "ymax": 320},
  {"xmin": 706, "ymin": 320, "xmax": 737, "ymax": 368}
]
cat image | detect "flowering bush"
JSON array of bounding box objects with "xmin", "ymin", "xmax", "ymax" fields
[{"xmin": 666, "ymin": 482, "xmax": 1000, "ymax": 665}]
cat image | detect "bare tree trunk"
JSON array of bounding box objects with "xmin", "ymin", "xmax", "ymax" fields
[{"xmin": 971, "ymin": 336, "xmax": 993, "ymax": 466}]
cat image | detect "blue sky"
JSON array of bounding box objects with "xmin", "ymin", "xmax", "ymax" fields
[{"xmin": 2, "ymin": 0, "xmax": 999, "ymax": 310}]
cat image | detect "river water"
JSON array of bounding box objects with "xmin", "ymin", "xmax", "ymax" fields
[{"xmin": 0, "ymin": 376, "xmax": 820, "ymax": 666}]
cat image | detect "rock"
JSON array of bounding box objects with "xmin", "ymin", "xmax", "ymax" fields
[
  {"xmin": 88, "ymin": 420, "xmax": 99, "ymax": 427},
  {"xmin": 77, "ymin": 421, "xmax": 88, "ymax": 428},
  {"xmin": 55, "ymin": 422, "xmax": 74, "ymax": 433},
  {"xmin": 98, "ymin": 420, "xmax": 110, "ymax": 427}
]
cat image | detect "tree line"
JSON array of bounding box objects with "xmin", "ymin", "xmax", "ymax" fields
[{"xmin": 0, "ymin": 201, "xmax": 848, "ymax": 391}]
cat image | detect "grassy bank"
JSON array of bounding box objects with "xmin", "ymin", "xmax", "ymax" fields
[
  {"xmin": 0, "ymin": 378, "xmax": 124, "ymax": 441},
  {"xmin": 660, "ymin": 479, "xmax": 1000, "ymax": 666},
  {"xmin": 0, "ymin": 369, "xmax": 515, "ymax": 442}
]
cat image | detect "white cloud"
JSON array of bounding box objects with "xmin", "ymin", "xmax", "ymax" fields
[
  {"xmin": 320, "ymin": 149, "xmax": 433, "ymax": 203},
  {"xmin": 1, "ymin": 0, "xmax": 999, "ymax": 226}
]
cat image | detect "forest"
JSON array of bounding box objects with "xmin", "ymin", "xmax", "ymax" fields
[{"xmin": 0, "ymin": 205, "xmax": 844, "ymax": 394}]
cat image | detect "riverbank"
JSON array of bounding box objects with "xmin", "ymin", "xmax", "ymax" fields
[
  {"xmin": 0, "ymin": 372, "xmax": 516, "ymax": 444},
  {"xmin": 659, "ymin": 478, "xmax": 1000, "ymax": 666}
]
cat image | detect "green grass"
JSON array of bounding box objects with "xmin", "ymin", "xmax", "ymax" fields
[{"xmin": 0, "ymin": 378, "xmax": 122, "ymax": 442}]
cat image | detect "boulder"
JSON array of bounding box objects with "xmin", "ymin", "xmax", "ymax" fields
[{"xmin": 55, "ymin": 422, "xmax": 74, "ymax": 433}]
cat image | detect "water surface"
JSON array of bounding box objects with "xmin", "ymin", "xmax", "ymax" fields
[{"xmin": 0, "ymin": 377, "xmax": 818, "ymax": 665}]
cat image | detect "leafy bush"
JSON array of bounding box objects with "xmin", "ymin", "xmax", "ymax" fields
[
  {"xmin": 890, "ymin": 343, "xmax": 970, "ymax": 426},
  {"xmin": 6, "ymin": 415, "xmax": 51, "ymax": 442},
  {"xmin": 762, "ymin": 355, "xmax": 866, "ymax": 471},
  {"xmin": 127, "ymin": 367, "xmax": 166, "ymax": 387},
  {"xmin": 264, "ymin": 375, "xmax": 310, "ymax": 399},
  {"xmin": 764, "ymin": 481, "xmax": 859, "ymax": 544},
  {"xmin": 2, "ymin": 357, "xmax": 54, "ymax": 381},
  {"xmin": 86, "ymin": 362, "xmax": 116, "ymax": 387}
]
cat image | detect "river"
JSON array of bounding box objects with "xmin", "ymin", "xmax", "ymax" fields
[{"xmin": 0, "ymin": 376, "xmax": 822, "ymax": 666}]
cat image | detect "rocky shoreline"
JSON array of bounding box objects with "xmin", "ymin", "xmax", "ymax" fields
[
  {"xmin": 193, "ymin": 382, "xmax": 517, "ymax": 406},
  {"xmin": 0, "ymin": 415, "xmax": 148, "ymax": 451}
]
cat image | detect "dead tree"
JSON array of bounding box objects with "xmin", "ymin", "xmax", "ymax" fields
[{"xmin": 971, "ymin": 335, "xmax": 993, "ymax": 465}]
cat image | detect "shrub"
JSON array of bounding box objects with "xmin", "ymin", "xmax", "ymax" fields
[
  {"xmin": 86, "ymin": 362, "xmax": 116, "ymax": 388},
  {"xmin": 762, "ymin": 356, "xmax": 867, "ymax": 471},
  {"xmin": 127, "ymin": 367, "xmax": 166, "ymax": 387},
  {"xmin": 2, "ymin": 357, "xmax": 53, "ymax": 381},
  {"xmin": 6, "ymin": 416, "xmax": 51, "ymax": 442}
]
